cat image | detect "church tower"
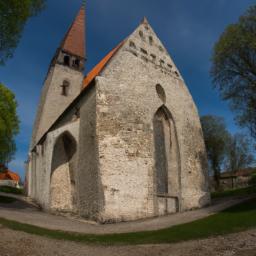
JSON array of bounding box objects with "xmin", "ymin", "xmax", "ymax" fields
[{"xmin": 31, "ymin": 6, "xmax": 86, "ymax": 148}]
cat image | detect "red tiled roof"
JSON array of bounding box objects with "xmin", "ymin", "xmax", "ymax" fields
[
  {"xmin": 83, "ymin": 41, "xmax": 125, "ymax": 89},
  {"xmin": 61, "ymin": 7, "xmax": 85, "ymax": 58},
  {"xmin": 0, "ymin": 170, "xmax": 20, "ymax": 182}
]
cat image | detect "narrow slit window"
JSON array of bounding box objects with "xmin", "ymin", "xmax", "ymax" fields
[
  {"xmin": 61, "ymin": 80, "xmax": 70, "ymax": 96},
  {"xmin": 149, "ymin": 36, "xmax": 153, "ymax": 45}
]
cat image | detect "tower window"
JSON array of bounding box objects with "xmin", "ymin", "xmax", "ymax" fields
[
  {"xmin": 64, "ymin": 55, "xmax": 70, "ymax": 66},
  {"xmin": 61, "ymin": 80, "xmax": 70, "ymax": 96},
  {"xmin": 73, "ymin": 59, "xmax": 80, "ymax": 68}
]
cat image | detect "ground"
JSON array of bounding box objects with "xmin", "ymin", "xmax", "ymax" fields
[{"xmin": 0, "ymin": 226, "xmax": 256, "ymax": 256}]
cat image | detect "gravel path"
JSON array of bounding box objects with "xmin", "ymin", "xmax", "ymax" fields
[
  {"xmin": 0, "ymin": 226, "xmax": 256, "ymax": 256},
  {"xmin": 0, "ymin": 193, "xmax": 255, "ymax": 234}
]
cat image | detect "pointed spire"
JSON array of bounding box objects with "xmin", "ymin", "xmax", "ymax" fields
[
  {"xmin": 141, "ymin": 16, "xmax": 149, "ymax": 24},
  {"xmin": 61, "ymin": 6, "xmax": 86, "ymax": 59}
]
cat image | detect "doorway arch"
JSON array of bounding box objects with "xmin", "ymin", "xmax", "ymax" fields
[{"xmin": 50, "ymin": 131, "xmax": 77, "ymax": 212}]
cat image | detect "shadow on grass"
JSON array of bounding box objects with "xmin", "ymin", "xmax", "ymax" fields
[
  {"xmin": 0, "ymin": 196, "xmax": 17, "ymax": 204},
  {"xmin": 211, "ymin": 186, "xmax": 256, "ymax": 199}
]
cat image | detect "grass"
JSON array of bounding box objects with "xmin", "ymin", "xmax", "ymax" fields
[
  {"xmin": 211, "ymin": 186, "xmax": 256, "ymax": 199},
  {"xmin": 0, "ymin": 195, "xmax": 17, "ymax": 204},
  {"xmin": 0, "ymin": 197, "xmax": 256, "ymax": 245},
  {"xmin": 0, "ymin": 186, "xmax": 23, "ymax": 195}
]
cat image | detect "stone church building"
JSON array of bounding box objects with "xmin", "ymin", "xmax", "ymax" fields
[{"xmin": 26, "ymin": 6, "xmax": 210, "ymax": 223}]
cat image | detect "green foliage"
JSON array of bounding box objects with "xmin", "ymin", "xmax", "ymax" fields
[
  {"xmin": 211, "ymin": 5, "xmax": 256, "ymax": 139},
  {"xmin": 250, "ymin": 173, "xmax": 256, "ymax": 186},
  {"xmin": 200, "ymin": 115, "xmax": 230, "ymax": 188},
  {"xmin": 0, "ymin": 186, "xmax": 23, "ymax": 195},
  {"xmin": 0, "ymin": 83, "xmax": 19, "ymax": 165},
  {"xmin": 0, "ymin": 198, "xmax": 256, "ymax": 244},
  {"xmin": 0, "ymin": 0, "xmax": 45, "ymax": 65}
]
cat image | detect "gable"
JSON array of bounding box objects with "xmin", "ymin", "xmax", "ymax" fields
[{"xmin": 120, "ymin": 19, "xmax": 182, "ymax": 81}]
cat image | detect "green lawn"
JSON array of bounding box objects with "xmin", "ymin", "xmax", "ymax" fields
[
  {"xmin": 0, "ymin": 186, "xmax": 23, "ymax": 195},
  {"xmin": 0, "ymin": 195, "xmax": 17, "ymax": 204},
  {"xmin": 0, "ymin": 197, "xmax": 256, "ymax": 245},
  {"xmin": 211, "ymin": 186, "xmax": 256, "ymax": 199}
]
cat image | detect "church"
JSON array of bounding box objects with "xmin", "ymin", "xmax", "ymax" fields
[{"xmin": 26, "ymin": 6, "xmax": 210, "ymax": 223}]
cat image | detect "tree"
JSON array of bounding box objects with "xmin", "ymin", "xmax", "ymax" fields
[
  {"xmin": 0, "ymin": 0, "xmax": 45, "ymax": 65},
  {"xmin": 0, "ymin": 83, "xmax": 19, "ymax": 165},
  {"xmin": 200, "ymin": 115, "xmax": 230, "ymax": 189},
  {"xmin": 211, "ymin": 5, "xmax": 256, "ymax": 139},
  {"xmin": 225, "ymin": 133, "xmax": 255, "ymax": 173}
]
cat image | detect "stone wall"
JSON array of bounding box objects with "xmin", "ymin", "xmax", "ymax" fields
[{"xmin": 94, "ymin": 21, "xmax": 210, "ymax": 222}]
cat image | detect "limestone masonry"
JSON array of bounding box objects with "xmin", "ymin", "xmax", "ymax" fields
[{"xmin": 26, "ymin": 6, "xmax": 210, "ymax": 223}]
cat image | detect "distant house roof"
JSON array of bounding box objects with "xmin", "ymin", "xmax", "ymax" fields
[
  {"xmin": 0, "ymin": 169, "xmax": 20, "ymax": 182},
  {"xmin": 219, "ymin": 168, "xmax": 256, "ymax": 179},
  {"xmin": 83, "ymin": 40, "xmax": 125, "ymax": 89}
]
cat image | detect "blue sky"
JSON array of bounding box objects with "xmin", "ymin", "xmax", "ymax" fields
[{"xmin": 0, "ymin": 0, "xmax": 255, "ymax": 179}]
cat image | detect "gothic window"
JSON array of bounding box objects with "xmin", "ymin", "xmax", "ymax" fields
[
  {"xmin": 61, "ymin": 80, "xmax": 70, "ymax": 96},
  {"xmin": 153, "ymin": 108, "xmax": 170, "ymax": 194},
  {"xmin": 156, "ymin": 84, "xmax": 166, "ymax": 104},
  {"xmin": 64, "ymin": 55, "xmax": 70, "ymax": 66}
]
